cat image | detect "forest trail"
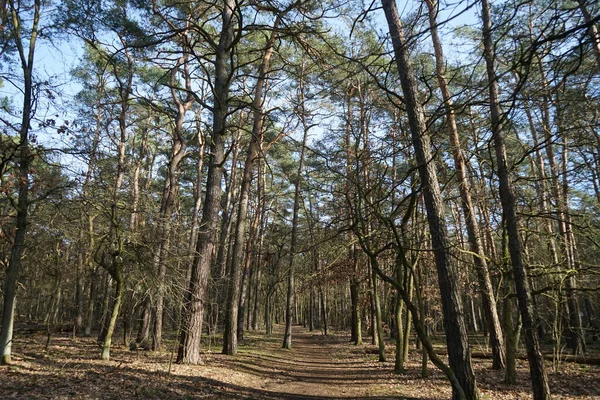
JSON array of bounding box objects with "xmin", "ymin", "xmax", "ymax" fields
[
  {"xmin": 193, "ymin": 324, "xmax": 417, "ymax": 399},
  {"xmin": 2, "ymin": 324, "xmax": 435, "ymax": 399},
  {"xmin": 4, "ymin": 324, "xmax": 600, "ymax": 399}
]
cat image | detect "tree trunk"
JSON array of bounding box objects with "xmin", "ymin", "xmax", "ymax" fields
[
  {"xmin": 0, "ymin": 0, "xmax": 39, "ymax": 365},
  {"xmin": 236, "ymin": 245, "xmax": 251, "ymax": 340},
  {"xmin": 402, "ymin": 268, "xmax": 413, "ymax": 363},
  {"xmin": 188, "ymin": 114, "xmax": 206, "ymax": 254},
  {"xmin": 265, "ymin": 287, "xmax": 275, "ymax": 336},
  {"xmin": 223, "ymin": 17, "xmax": 278, "ymax": 355},
  {"xmin": 84, "ymin": 263, "xmax": 98, "ymax": 337},
  {"xmin": 75, "ymin": 116, "xmax": 102, "ymax": 337},
  {"xmin": 238, "ymin": 199, "xmax": 261, "ymax": 340},
  {"xmin": 101, "ymin": 273, "xmax": 123, "ymax": 361},
  {"xmin": 395, "ymin": 290, "xmax": 405, "ymax": 372},
  {"xmin": 424, "ymin": 0, "xmax": 505, "ymax": 370},
  {"xmin": 152, "ymin": 50, "xmax": 193, "ymax": 351},
  {"xmin": 97, "ymin": 273, "xmax": 112, "ymax": 344},
  {"xmin": 320, "ymin": 287, "xmax": 328, "ymax": 336},
  {"xmin": 283, "ymin": 59, "xmax": 310, "ymax": 349},
  {"xmin": 177, "ymin": 0, "xmax": 236, "ymax": 364},
  {"xmin": 350, "ymin": 245, "xmax": 362, "ymax": 345},
  {"xmin": 503, "ymin": 276, "xmax": 518, "ymax": 384},
  {"xmin": 371, "ymin": 266, "xmax": 386, "ymax": 362},
  {"xmin": 251, "ymin": 167, "xmax": 266, "ymax": 331},
  {"xmin": 210, "ymin": 127, "xmax": 241, "ymax": 332},
  {"xmin": 381, "ymin": 1, "xmax": 478, "ymax": 398},
  {"xmin": 416, "ymin": 262, "xmax": 429, "ymax": 378},
  {"xmin": 481, "ymin": 1, "xmax": 550, "ymax": 398},
  {"xmin": 136, "ymin": 298, "xmax": 151, "ymax": 346}
]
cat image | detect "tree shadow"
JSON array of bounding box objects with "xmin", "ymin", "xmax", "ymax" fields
[{"xmin": 3, "ymin": 357, "xmax": 439, "ymax": 400}]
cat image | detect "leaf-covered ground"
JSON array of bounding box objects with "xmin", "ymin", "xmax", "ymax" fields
[{"xmin": 2, "ymin": 325, "xmax": 600, "ymax": 399}]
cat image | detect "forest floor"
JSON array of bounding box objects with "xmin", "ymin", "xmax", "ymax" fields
[{"xmin": 2, "ymin": 324, "xmax": 600, "ymax": 399}]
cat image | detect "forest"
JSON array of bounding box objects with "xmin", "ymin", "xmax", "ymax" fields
[{"xmin": 1, "ymin": 0, "xmax": 600, "ymax": 399}]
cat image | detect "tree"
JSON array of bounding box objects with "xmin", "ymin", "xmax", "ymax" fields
[
  {"xmin": 380, "ymin": 0, "xmax": 478, "ymax": 398},
  {"xmin": 424, "ymin": 0, "xmax": 505, "ymax": 370},
  {"xmin": 177, "ymin": 0, "xmax": 238, "ymax": 364},
  {"xmin": 480, "ymin": 0, "xmax": 550, "ymax": 398},
  {"xmin": 0, "ymin": 0, "xmax": 42, "ymax": 365},
  {"xmin": 150, "ymin": 11, "xmax": 195, "ymax": 351},
  {"xmin": 282, "ymin": 57, "xmax": 310, "ymax": 350},
  {"xmin": 223, "ymin": 12, "xmax": 280, "ymax": 355}
]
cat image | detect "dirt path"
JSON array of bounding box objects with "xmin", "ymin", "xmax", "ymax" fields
[
  {"xmin": 3, "ymin": 325, "xmax": 427, "ymax": 400},
  {"xmin": 191, "ymin": 325, "xmax": 419, "ymax": 399},
  {"xmin": 174, "ymin": 326, "xmax": 600, "ymax": 399},
  {"xmin": 3, "ymin": 324, "xmax": 600, "ymax": 399}
]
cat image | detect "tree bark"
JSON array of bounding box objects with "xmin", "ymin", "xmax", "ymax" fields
[
  {"xmin": 424, "ymin": 0, "xmax": 505, "ymax": 370},
  {"xmin": 1, "ymin": 0, "xmax": 40, "ymax": 365},
  {"xmin": 371, "ymin": 266, "xmax": 386, "ymax": 362},
  {"xmin": 381, "ymin": 1, "xmax": 478, "ymax": 398},
  {"xmin": 503, "ymin": 276, "xmax": 518, "ymax": 384},
  {"xmin": 283, "ymin": 59, "xmax": 310, "ymax": 349},
  {"xmin": 152, "ymin": 49, "xmax": 193, "ymax": 351},
  {"xmin": 394, "ymin": 288, "xmax": 405, "ymax": 372},
  {"xmin": 251, "ymin": 160, "xmax": 267, "ymax": 331},
  {"xmin": 177, "ymin": 0, "xmax": 236, "ymax": 364},
  {"xmin": 223, "ymin": 16, "xmax": 278, "ymax": 355},
  {"xmin": 481, "ymin": 0, "xmax": 550, "ymax": 398},
  {"xmin": 350, "ymin": 244, "xmax": 362, "ymax": 345},
  {"xmin": 101, "ymin": 272, "xmax": 123, "ymax": 360}
]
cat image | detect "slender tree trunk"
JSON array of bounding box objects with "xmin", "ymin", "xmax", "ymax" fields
[
  {"xmin": 84, "ymin": 261, "xmax": 97, "ymax": 337},
  {"xmin": 98, "ymin": 34, "xmax": 134, "ymax": 361},
  {"xmin": 75, "ymin": 103, "xmax": 103, "ymax": 337},
  {"xmin": 481, "ymin": 1, "xmax": 550, "ymax": 398},
  {"xmin": 223, "ymin": 18, "xmax": 278, "ymax": 355},
  {"xmin": 265, "ymin": 288, "xmax": 273, "ymax": 336},
  {"xmin": 402, "ymin": 269, "xmax": 413, "ymax": 362},
  {"xmin": 371, "ymin": 266, "xmax": 386, "ymax": 362},
  {"xmin": 237, "ymin": 231, "xmax": 254, "ymax": 340},
  {"xmin": 45, "ymin": 274, "xmax": 63, "ymax": 350},
  {"xmin": 0, "ymin": 0, "xmax": 40, "ymax": 365},
  {"xmin": 251, "ymin": 161, "xmax": 266, "ymax": 331},
  {"xmin": 189, "ymin": 115, "xmax": 206, "ymax": 254},
  {"xmin": 415, "ymin": 261, "xmax": 429, "ymax": 377},
  {"xmin": 152, "ymin": 50, "xmax": 193, "ymax": 351},
  {"xmin": 177, "ymin": 0, "xmax": 236, "ymax": 364},
  {"xmin": 97, "ymin": 273, "xmax": 112, "ymax": 344},
  {"xmin": 101, "ymin": 274, "xmax": 123, "ymax": 361},
  {"xmin": 381, "ymin": 1, "xmax": 478, "ymax": 398},
  {"xmin": 136, "ymin": 298, "xmax": 151, "ymax": 345},
  {"xmin": 424, "ymin": 0, "xmax": 505, "ymax": 369},
  {"xmin": 395, "ymin": 289, "xmax": 405, "ymax": 372},
  {"xmin": 320, "ymin": 287, "xmax": 328, "ymax": 336},
  {"xmin": 350, "ymin": 245, "xmax": 362, "ymax": 345},
  {"xmin": 503, "ymin": 275, "xmax": 518, "ymax": 384},
  {"xmin": 283, "ymin": 59, "xmax": 310, "ymax": 349}
]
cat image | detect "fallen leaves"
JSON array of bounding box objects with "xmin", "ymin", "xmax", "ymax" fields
[{"xmin": 2, "ymin": 326, "xmax": 599, "ymax": 399}]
